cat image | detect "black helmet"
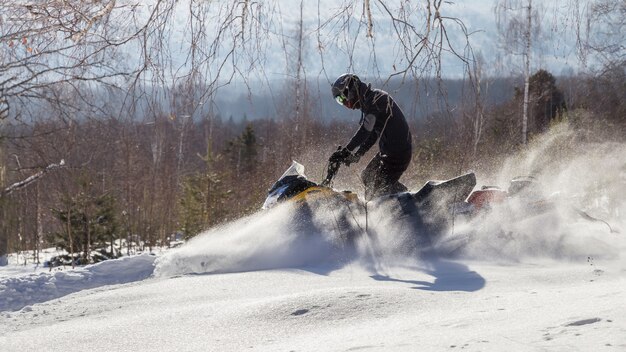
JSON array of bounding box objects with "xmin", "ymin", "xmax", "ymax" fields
[{"xmin": 332, "ymin": 73, "xmax": 362, "ymax": 109}]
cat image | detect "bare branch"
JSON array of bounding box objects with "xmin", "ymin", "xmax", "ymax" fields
[
  {"xmin": 364, "ymin": 0, "xmax": 374, "ymax": 38},
  {"xmin": 1, "ymin": 159, "xmax": 65, "ymax": 198}
]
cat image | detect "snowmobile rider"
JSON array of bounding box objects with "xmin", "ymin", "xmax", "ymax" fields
[{"xmin": 328, "ymin": 73, "xmax": 412, "ymax": 200}]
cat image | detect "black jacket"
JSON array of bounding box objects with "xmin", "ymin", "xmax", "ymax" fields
[{"xmin": 345, "ymin": 83, "xmax": 412, "ymax": 162}]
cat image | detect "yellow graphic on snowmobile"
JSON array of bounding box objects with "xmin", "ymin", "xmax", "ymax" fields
[{"xmin": 291, "ymin": 186, "xmax": 360, "ymax": 206}]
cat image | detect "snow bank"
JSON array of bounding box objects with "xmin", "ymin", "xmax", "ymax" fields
[{"xmin": 0, "ymin": 254, "xmax": 155, "ymax": 312}]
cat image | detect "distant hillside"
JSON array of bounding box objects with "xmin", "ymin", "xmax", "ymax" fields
[
  {"xmin": 2, "ymin": 76, "xmax": 521, "ymax": 124},
  {"xmin": 212, "ymin": 76, "xmax": 520, "ymax": 122}
]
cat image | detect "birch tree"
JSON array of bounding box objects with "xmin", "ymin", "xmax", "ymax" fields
[{"xmin": 495, "ymin": 0, "xmax": 542, "ymax": 145}]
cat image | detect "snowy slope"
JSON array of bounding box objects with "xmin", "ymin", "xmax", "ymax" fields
[
  {"xmin": 1, "ymin": 256, "xmax": 624, "ymax": 351},
  {"xmin": 0, "ymin": 254, "xmax": 155, "ymax": 312},
  {"xmin": 1, "ymin": 198, "xmax": 624, "ymax": 352}
]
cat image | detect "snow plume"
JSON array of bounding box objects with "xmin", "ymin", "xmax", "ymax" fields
[
  {"xmin": 154, "ymin": 202, "xmax": 351, "ymax": 277},
  {"xmin": 443, "ymin": 204, "xmax": 622, "ymax": 262},
  {"xmin": 444, "ymin": 124, "xmax": 626, "ymax": 262},
  {"xmin": 153, "ymin": 195, "xmax": 429, "ymax": 277},
  {"xmin": 351, "ymin": 203, "xmax": 430, "ymax": 272}
]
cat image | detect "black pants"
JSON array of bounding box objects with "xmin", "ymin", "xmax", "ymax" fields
[{"xmin": 361, "ymin": 151, "xmax": 411, "ymax": 200}]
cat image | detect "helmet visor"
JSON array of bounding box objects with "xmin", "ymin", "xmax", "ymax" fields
[{"xmin": 335, "ymin": 94, "xmax": 348, "ymax": 106}]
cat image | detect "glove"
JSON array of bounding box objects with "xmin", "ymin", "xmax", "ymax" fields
[
  {"xmin": 329, "ymin": 147, "xmax": 359, "ymax": 165},
  {"xmin": 344, "ymin": 153, "xmax": 360, "ymax": 165},
  {"xmin": 329, "ymin": 147, "xmax": 350, "ymax": 164}
]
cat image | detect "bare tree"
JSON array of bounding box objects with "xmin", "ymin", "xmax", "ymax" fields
[
  {"xmin": 1, "ymin": 159, "xmax": 65, "ymax": 199},
  {"xmin": 466, "ymin": 53, "xmax": 487, "ymax": 157},
  {"xmin": 495, "ymin": 0, "xmax": 543, "ymax": 145},
  {"xmin": 0, "ymin": 1, "xmax": 174, "ymax": 117},
  {"xmin": 570, "ymin": 0, "xmax": 625, "ymax": 70}
]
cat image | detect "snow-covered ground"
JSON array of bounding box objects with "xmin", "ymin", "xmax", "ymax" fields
[
  {"xmin": 0, "ymin": 254, "xmax": 156, "ymax": 313},
  {"xmin": 2, "ymin": 257, "xmax": 625, "ymax": 352},
  {"xmin": 1, "ymin": 200, "xmax": 624, "ymax": 351}
]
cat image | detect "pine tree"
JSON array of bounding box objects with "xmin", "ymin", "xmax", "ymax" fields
[
  {"xmin": 179, "ymin": 174, "xmax": 206, "ymax": 239},
  {"xmin": 179, "ymin": 145, "xmax": 229, "ymax": 239},
  {"xmin": 224, "ymin": 122, "xmax": 258, "ymax": 177},
  {"xmin": 239, "ymin": 123, "xmax": 258, "ymax": 175},
  {"xmin": 528, "ymin": 70, "xmax": 566, "ymax": 133},
  {"xmin": 48, "ymin": 193, "xmax": 119, "ymax": 264}
]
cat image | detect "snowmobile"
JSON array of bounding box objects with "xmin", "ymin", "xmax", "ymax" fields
[
  {"xmin": 263, "ymin": 161, "xmax": 476, "ymax": 212},
  {"xmin": 262, "ymin": 161, "xmax": 618, "ymax": 246},
  {"xmin": 263, "ymin": 161, "xmax": 477, "ymax": 247}
]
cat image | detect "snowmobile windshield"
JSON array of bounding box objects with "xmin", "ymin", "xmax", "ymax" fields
[
  {"xmin": 278, "ymin": 161, "xmax": 306, "ymax": 180},
  {"xmin": 263, "ymin": 161, "xmax": 313, "ymax": 209}
]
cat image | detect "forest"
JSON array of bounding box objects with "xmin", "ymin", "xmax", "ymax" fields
[{"xmin": 0, "ymin": 0, "xmax": 624, "ymax": 265}]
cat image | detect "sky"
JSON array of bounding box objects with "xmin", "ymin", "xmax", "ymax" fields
[
  {"xmin": 156, "ymin": 0, "xmax": 591, "ymax": 90},
  {"xmin": 1, "ymin": 0, "xmax": 607, "ymax": 123},
  {"xmin": 212, "ymin": 0, "xmax": 586, "ymax": 83},
  {"xmin": 146, "ymin": 0, "xmax": 596, "ymax": 121}
]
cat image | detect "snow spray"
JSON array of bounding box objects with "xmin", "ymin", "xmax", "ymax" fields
[
  {"xmin": 438, "ymin": 124, "xmax": 625, "ymax": 262},
  {"xmin": 153, "ymin": 202, "xmax": 348, "ymax": 277}
]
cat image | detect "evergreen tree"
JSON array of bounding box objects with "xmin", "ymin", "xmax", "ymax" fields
[
  {"xmin": 48, "ymin": 193, "xmax": 119, "ymax": 264},
  {"xmin": 239, "ymin": 123, "xmax": 258, "ymax": 174},
  {"xmin": 179, "ymin": 151, "xmax": 228, "ymax": 239},
  {"xmin": 224, "ymin": 122, "xmax": 258, "ymax": 177},
  {"xmin": 179, "ymin": 174, "xmax": 205, "ymax": 239},
  {"xmin": 528, "ymin": 70, "xmax": 566, "ymax": 133}
]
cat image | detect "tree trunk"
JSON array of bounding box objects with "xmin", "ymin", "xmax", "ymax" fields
[
  {"xmin": 85, "ymin": 210, "xmax": 91, "ymax": 264},
  {"xmin": 0, "ymin": 146, "xmax": 7, "ymax": 266},
  {"xmin": 0, "ymin": 245, "xmax": 7, "ymax": 266},
  {"xmin": 522, "ymin": 0, "xmax": 532, "ymax": 145},
  {"xmin": 35, "ymin": 182, "xmax": 42, "ymax": 265},
  {"xmin": 68, "ymin": 206, "xmax": 74, "ymax": 269},
  {"xmin": 295, "ymin": 0, "xmax": 304, "ymax": 152},
  {"xmin": 0, "ymin": 204, "xmax": 7, "ymax": 264}
]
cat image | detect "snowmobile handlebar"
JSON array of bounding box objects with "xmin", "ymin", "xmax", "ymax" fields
[
  {"xmin": 321, "ymin": 160, "xmax": 340, "ymax": 187},
  {"xmin": 321, "ymin": 146, "xmax": 345, "ymax": 187},
  {"xmin": 321, "ymin": 146, "xmax": 360, "ymax": 187}
]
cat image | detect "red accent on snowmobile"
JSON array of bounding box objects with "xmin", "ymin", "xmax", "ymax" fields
[{"xmin": 467, "ymin": 188, "xmax": 508, "ymax": 211}]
